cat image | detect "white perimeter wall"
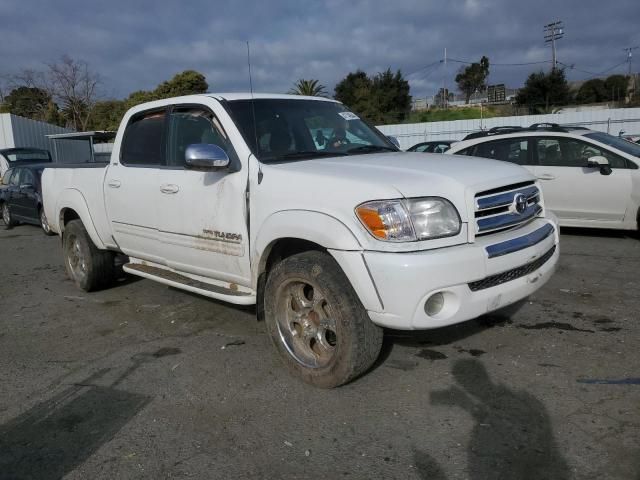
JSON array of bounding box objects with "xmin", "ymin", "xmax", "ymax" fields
[{"xmin": 377, "ymin": 107, "xmax": 640, "ymax": 151}]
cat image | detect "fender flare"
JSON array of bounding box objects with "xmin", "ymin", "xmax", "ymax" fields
[
  {"xmin": 254, "ymin": 210, "xmax": 363, "ymax": 266},
  {"xmin": 55, "ymin": 188, "xmax": 107, "ymax": 249},
  {"xmin": 253, "ymin": 210, "xmax": 383, "ymax": 312}
]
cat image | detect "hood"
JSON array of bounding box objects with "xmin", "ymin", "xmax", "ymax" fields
[{"xmin": 261, "ymin": 152, "xmax": 534, "ymax": 221}]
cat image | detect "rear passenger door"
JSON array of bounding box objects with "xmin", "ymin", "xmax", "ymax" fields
[
  {"xmin": 104, "ymin": 108, "xmax": 166, "ymax": 262},
  {"xmin": 531, "ymin": 136, "xmax": 631, "ymax": 222}
]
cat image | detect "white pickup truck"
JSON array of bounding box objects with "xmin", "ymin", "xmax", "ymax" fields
[{"xmin": 42, "ymin": 93, "xmax": 559, "ymax": 387}]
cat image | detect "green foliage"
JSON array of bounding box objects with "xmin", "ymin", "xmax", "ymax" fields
[
  {"xmin": 516, "ymin": 69, "xmax": 571, "ymax": 113},
  {"xmin": 153, "ymin": 70, "xmax": 208, "ymax": 99},
  {"xmin": 3, "ymin": 86, "xmax": 52, "ymax": 120},
  {"xmin": 603, "ymin": 75, "xmax": 628, "ymax": 101},
  {"xmin": 455, "ymin": 56, "xmax": 490, "ymax": 103},
  {"xmin": 88, "ymin": 70, "xmax": 209, "ymax": 131},
  {"xmin": 289, "ymin": 79, "xmax": 327, "ymax": 97},
  {"xmin": 575, "ymin": 75, "xmax": 629, "ymax": 104},
  {"xmin": 575, "ymin": 79, "xmax": 607, "ymax": 104},
  {"xmin": 334, "ymin": 68, "xmax": 411, "ymax": 124},
  {"xmin": 86, "ymin": 100, "xmax": 127, "ymax": 131},
  {"xmin": 407, "ymin": 106, "xmax": 500, "ymax": 123}
]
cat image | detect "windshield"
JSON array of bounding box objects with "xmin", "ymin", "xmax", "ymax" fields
[
  {"xmin": 0, "ymin": 149, "xmax": 51, "ymax": 163},
  {"xmin": 584, "ymin": 132, "xmax": 640, "ymax": 158},
  {"xmin": 225, "ymin": 99, "xmax": 397, "ymax": 162}
]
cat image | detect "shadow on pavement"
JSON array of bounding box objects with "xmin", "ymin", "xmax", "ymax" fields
[
  {"xmin": 429, "ymin": 359, "xmax": 570, "ymax": 480},
  {"xmin": 0, "ymin": 366, "xmax": 151, "ymax": 479}
]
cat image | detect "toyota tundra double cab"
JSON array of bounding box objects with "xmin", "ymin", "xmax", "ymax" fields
[{"xmin": 42, "ymin": 93, "xmax": 559, "ymax": 387}]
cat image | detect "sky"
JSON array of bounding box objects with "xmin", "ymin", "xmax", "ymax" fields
[{"xmin": 1, "ymin": 0, "xmax": 639, "ymax": 101}]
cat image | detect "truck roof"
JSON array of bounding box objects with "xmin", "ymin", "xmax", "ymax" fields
[{"xmin": 204, "ymin": 93, "xmax": 339, "ymax": 102}]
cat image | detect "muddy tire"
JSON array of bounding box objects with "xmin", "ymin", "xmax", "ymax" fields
[
  {"xmin": 2, "ymin": 202, "xmax": 16, "ymax": 228},
  {"xmin": 264, "ymin": 250, "xmax": 383, "ymax": 388},
  {"xmin": 39, "ymin": 206, "xmax": 55, "ymax": 236},
  {"xmin": 63, "ymin": 219, "xmax": 115, "ymax": 291}
]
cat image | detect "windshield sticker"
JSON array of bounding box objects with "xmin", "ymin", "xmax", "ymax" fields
[{"xmin": 338, "ymin": 111, "xmax": 360, "ymax": 121}]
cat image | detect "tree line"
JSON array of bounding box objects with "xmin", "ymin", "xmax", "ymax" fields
[{"xmin": 1, "ymin": 54, "xmax": 634, "ymax": 131}]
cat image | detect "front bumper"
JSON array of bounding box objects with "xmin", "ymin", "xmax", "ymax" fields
[{"xmin": 362, "ymin": 217, "xmax": 559, "ymax": 330}]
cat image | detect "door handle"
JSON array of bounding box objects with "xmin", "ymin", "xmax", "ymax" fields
[
  {"xmin": 160, "ymin": 184, "xmax": 180, "ymax": 194},
  {"xmin": 537, "ymin": 174, "xmax": 556, "ymax": 180},
  {"xmin": 107, "ymin": 179, "xmax": 121, "ymax": 188}
]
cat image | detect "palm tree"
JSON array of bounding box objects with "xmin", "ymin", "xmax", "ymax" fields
[{"xmin": 288, "ymin": 79, "xmax": 327, "ymax": 97}]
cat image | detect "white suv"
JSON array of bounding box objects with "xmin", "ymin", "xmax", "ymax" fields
[{"xmin": 446, "ymin": 124, "xmax": 640, "ymax": 231}]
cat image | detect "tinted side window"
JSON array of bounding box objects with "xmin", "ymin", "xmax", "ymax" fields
[
  {"xmin": 536, "ymin": 138, "xmax": 627, "ymax": 168},
  {"xmin": 21, "ymin": 169, "xmax": 36, "ymax": 185},
  {"xmin": 473, "ymin": 138, "xmax": 530, "ymax": 165},
  {"xmin": 121, "ymin": 110, "xmax": 166, "ymax": 166},
  {"xmin": 167, "ymin": 107, "xmax": 238, "ymax": 167},
  {"xmin": 455, "ymin": 148, "xmax": 472, "ymax": 156}
]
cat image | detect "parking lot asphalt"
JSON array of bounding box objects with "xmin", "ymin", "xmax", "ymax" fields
[{"xmin": 0, "ymin": 225, "xmax": 639, "ymax": 480}]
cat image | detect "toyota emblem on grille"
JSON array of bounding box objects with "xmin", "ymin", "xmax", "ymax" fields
[{"xmin": 513, "ymin": 193, "xmax": 527, "ymax": 214}]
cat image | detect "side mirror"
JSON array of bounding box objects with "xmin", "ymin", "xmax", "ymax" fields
[
  {"xmin": 387, "ymin": 136, "xmax": 400, "ymax": 149},
  {"xmin": 185, "ymin": 144, "xmax": 230, "ymax": 170},
  {"xmin": 587, "ymin": 155, "xmax": 612, "ymax": 176}
]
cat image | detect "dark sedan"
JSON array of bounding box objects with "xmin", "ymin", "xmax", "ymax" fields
[
  {"xmin": 406, "ymin": 140, "xmax": 456, "ymax": 154},
  {"xmin": 0, "ymin": 164, "xmax": 54, "ymax": 235}
]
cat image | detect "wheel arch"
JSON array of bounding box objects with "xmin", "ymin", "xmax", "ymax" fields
[
  {"xmin": 253, "ymin": 210, "xmax": 382, "ymax": 314},
  {"xmin": 55, "ymin": 189, "xmax": 106, "ymax": 249}
]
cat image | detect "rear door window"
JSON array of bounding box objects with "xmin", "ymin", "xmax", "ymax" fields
[
  {"xmin": 121, "ymin": 110, "xmax": 167, "ymax": 166},
  {"xmin": 472, "ymin": 138, "xmax": 531, "ymax": 165}
]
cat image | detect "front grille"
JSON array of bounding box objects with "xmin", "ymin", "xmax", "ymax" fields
[
  {"xmin": 474, "ymin": 181, "xmax": 542, "ymax": 236},
  {"xmin": 468, "ymin": 245, "xmax": 556, "ymax": 292}
]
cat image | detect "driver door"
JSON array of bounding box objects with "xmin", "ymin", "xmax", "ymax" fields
[
  {"xmin": 532, "ymin": 136, "xmax": 632, "ymax": 222},
  {"xmin": 155, "ymin": 104, "xmax": 251, "ymax": 286}
]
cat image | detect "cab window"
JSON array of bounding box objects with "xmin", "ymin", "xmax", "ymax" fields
[{"xmin": 167, "ymin": 106, "xmax": 238, "ymax": 167}]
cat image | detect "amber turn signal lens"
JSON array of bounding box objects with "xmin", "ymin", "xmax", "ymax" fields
[{"xmin": 356, "ymin": 207, "xmax": 387, "ymax": 239}]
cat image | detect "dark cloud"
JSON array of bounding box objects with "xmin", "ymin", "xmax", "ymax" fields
[{"xmin": 2, "ymin": 0, "xmax": 638, "ymax": 99}]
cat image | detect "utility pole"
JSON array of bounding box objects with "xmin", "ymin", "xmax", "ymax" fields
[
  {"xmin": 544, "ymin": 21, "xmax": 564, "ymax": 70},
  {"xmin": 624, "ymin": 46, "xmax": 639, "ymax": 76},
  {"xmin": 443, "ymin": 47, "xmax": 447, "ymax": 109}
]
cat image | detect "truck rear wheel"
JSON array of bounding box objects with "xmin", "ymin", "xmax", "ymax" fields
[
  {"xmin": 264, "ymin": 251, "xmax": 383, "ymax": 388},
  {"xmin": 63, "ymin": 219, "xmax": 115, "ymax": 291}
]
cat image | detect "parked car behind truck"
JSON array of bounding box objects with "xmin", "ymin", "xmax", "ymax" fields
[{"xmin": 42, "ymin": 93, "xmax": 559, "ymax": 387}]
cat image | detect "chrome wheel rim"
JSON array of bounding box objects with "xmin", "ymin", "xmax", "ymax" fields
[
  {"xmin": 67, "ymin": 235, "xmax": 87, "ymax": 283},
  {"xmin": 275, "ymin": 279, "xmax": 337, "ymax": 368},
  {"xmin": 2, "ymin": 204, "xmax": 9, "ymax": 224},
  {"xmin": 40, "ymin": 209, "xmax": 50, "ymax": 233}
]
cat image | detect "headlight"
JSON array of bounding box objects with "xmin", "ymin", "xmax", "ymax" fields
[{"xmin": 356, "ymin": 197, "xmax": 461, "ymax": 242}]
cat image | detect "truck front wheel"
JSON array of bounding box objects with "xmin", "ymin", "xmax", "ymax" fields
[
  {"xmin": 63, "ymin": 219, "xmax": 115, "ymax": 291},
  {"xmin": 264, "ymin": 251, "xmax": 383, "ymax": 388}
]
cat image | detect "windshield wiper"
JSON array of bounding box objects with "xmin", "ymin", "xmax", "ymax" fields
[
  {"xmin": 272, "ymin": 151, "xmax": 349, "ymax": 161},
  {"xmin": 345, "ymin": 145, "xmax": 398, "ymax": 154}
]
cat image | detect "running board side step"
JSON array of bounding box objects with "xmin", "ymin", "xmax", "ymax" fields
[{"xmin": 123, "ymin": 263, "xmax": 256, "ymax": 305}]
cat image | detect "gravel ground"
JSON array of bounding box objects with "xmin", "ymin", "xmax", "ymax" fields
[{"xmin": 0, "ymin": 225, "xmax": 639, "ymax": 480}]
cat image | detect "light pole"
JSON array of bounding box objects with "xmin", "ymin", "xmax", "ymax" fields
[{"xmin": 544, "ymin": 21, "xmax": 564, "ymax": 70}]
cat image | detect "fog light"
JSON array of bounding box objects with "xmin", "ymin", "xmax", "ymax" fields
[{"xmin": 425, "ymin": 292, "xmax": 445, "ymax": 317}]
